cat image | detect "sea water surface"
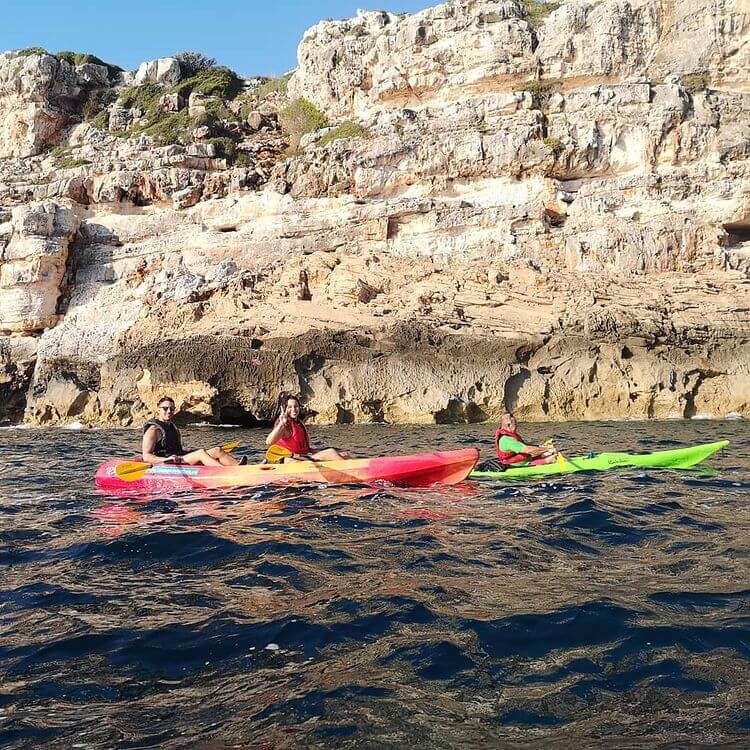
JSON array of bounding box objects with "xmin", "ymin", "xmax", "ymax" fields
[{"xmin": 0, "ymin": 420, "xmax": 748, "ymax": 749}]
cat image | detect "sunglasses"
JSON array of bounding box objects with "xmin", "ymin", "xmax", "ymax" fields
[{"xmin": 158, "ymin": 405, "xmax": 175, "ymax": 412}]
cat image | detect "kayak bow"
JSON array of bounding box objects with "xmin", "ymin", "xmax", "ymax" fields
[{"xmin": 471, "ymin": 440, "xmax": 729, "ymax": 480}]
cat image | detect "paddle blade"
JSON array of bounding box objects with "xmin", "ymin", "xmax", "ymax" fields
[
  {"xmin": 115, "ymin": 461, "xmax": 151, "ymax": 482},
  {"xmin": 221, "ymin": 440, "xmax": 240, "ymax": 453},
  {"xmin": 556, "ymin": 452, "xmax": 566, "ymax": 467},
  {"xmin": 266, "ymin": 444, "xmax": 292, "ymax": 463}
]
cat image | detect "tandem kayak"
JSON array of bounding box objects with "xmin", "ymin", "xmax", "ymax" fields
[
  {"xmin": 471, "ymin": 440, "xmax": 729, "ymax": 480},
  {"xmin": 95, "ymin": 448, "xmax": 479, "ymax": 492}
]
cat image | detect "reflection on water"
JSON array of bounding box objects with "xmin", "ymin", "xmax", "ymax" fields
[{"xmin": 0, "ymin": 420, "xmax": 748, "ymax": 748}]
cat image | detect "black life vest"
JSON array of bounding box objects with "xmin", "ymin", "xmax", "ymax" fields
[{"xmin": 143, "ymin": 419, "xmax": 184, "ymax": 457}]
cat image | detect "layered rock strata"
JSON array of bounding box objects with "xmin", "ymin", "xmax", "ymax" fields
[{"xmin": 1, "ymin": 0, "xmax": 749, "ymax": 426}]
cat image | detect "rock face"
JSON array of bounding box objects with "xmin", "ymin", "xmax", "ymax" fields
[
  {"xmin": 0, "ymin": 201, "xmax": 81, "ymax": 332},
  {"xmin": 1, "ymin": 0, "xmax": 749, "ymax": 427},
  {"xmin": 290, "ymin": 0, "xmax": 750, "ymax": 119},
  {"xmin": 134, "ymin": 57, "xmax": 181, "ymax": 86},
  {"xmin": 0, "ymin": 51, "xmax": 81, "ymax": 158}
]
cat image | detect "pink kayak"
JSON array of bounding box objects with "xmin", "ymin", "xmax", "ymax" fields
[{"xmin": 95, "ymin": 448, "xmax": 479, "ymax": 492}]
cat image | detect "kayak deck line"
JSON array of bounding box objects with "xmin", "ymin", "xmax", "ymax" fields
[{"xmin": 471, "ymin": 440, "xmax": 729, "ymax": 480}]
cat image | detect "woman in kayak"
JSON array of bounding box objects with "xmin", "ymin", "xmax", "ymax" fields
[
  {"xmin": 265, "ymin": 394, "xmax": 351, "ymax": 463},
  {"xmin": 493, "ymin": 412, "xmax": 558, "ymax": 468},
  {"xmin": 142, "ymin": 396, "xmax": 245, "ymax": 466}
]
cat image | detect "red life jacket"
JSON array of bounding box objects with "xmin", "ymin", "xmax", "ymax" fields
[
  {"xmin": 494, "ymin": 427, "xmax": 531, "ymax": 464},
  {"xmin": 274, "ymin": 417, "xmax": 311, "ymax": 455}
]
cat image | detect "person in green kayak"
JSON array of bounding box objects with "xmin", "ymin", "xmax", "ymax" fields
[
  {"xmin": 142, "ymin": 396, "xmax": 246, "ymax": 466},
  {"xmin": 491, "ymin": 412, "xmax": 558, "ymax": 469},
  {"xmin": 265, "ymin": 393, "xmax": 352, "ymax": 463}
]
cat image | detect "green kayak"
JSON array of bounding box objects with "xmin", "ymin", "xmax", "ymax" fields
[{"xmin": 471, "ymin": 440, "xmax": 729, "ymax": 480}]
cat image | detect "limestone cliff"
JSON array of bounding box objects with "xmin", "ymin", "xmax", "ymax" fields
[{"xmin": 0, "ymin": 0, "xmax": 748, "ymax": 427}]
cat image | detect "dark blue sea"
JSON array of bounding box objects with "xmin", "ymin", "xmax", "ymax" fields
[{"xmin": 0, "ymin": 420, "xmax": 748, "ymax": 749}]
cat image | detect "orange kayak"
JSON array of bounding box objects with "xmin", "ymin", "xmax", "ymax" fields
[{"xmin": 95, "ymin": 448, "xmax": 479, "ymax": 493}]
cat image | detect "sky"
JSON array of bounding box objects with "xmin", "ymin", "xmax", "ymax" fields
[{"xmin": 1, "ymin": 0, "xmax": 438, "ymax": 77}]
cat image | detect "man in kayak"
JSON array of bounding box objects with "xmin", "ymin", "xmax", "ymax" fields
[
  {"xmin": 491, "ymin": 412, "xmax": 558, "ymax": 469},
  {"xmin": 265, "ymin": 394, "xmax": 351, "ymax": 463},
  {"xmin": 142, "ymin": 397, "xmax": 245, "ymax": 466}
]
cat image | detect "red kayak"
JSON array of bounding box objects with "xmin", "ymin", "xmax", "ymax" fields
[{"xmin": 95, "ymin": 448, "xmax": 479, "ymax": 493}]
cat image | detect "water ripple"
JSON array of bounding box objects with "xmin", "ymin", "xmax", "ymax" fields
[{"xmin": 0, "ymin": 420, "xmax": 748, "ymax": 748}]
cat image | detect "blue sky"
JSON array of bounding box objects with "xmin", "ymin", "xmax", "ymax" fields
[{"xmin": 1, "ymin": 0, "xmax": 437, "ymax": 77}]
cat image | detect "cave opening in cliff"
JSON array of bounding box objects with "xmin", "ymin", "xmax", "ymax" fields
[
  {"xmin": 434, "ymin": 399, "xmax": 487, "ymax": 424},
  {"xmin": 722, "ymin": 222, "xmax": 750, "ymax": 247},
  {"xmin": 504, "ymin": 368, "xmax": 531, "ymax": 412},
  {"xmin": 361, "ymin": 400, "xmax": 385, "ymax": 423},
  {"xmin": 217, "ymin": 404, "xmax": 266, "ymax": 427},
  {"xmin": 335, "ymin": 405, "xmax": 355, "ymax": 424},
  {"xmin": 544, "ymin": 208, "xmax": 566, "ymax": 228}
]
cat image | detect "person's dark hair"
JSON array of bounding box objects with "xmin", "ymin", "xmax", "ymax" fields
[
  {"xmin": 157, "ymin": 396, "xmax": 176, "ymax": 408},
  {"xmin": 277, "ymin": 392, "xmax": 304, "ymax": 420}
]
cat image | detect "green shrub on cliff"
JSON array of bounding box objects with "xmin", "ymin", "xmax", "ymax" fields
[
  {"xmin": 125, "ymin": 93, "xmax": 244, "ymax": 151},
  {"xmin": 135, "ymin": 110, "xmax": 242, "ymax": 154},
  {"xmin": 280, "ymin": 97, "xmax": 329, "ymax": 151},
  {"xmin": 16, "ymin": 47, "xmax": 48, "ymax": 56},
  {"xmin": 318, "ymin": 121, "xmax": 370, "ymax": 147},
  {"xmin": 57, "ymin": 50, "xmax": 87, "ymax": 67},
  {"xmin": 206, "ymin": 137, "xmax": 236, "ymax": 160},
  {"xmin": 82, "ymin": 88, "xmax": 117, "ymax": 121},
  {"xmin": 175, "ymin": 50, "xmax": 217, "ymax": 78},
  {"xmin": 56, "ymin": 50, "xmax": 123, "ymax": 76},
  {"xmin": 90, "ymin": 110, "xmax": 109, "ymax": 131},
  {"xmin": 522, "ymin": 1, "xmax": 561, "ymax": 24},
  {"xmin": 170, "ymin": 66, "xmax": 243, "ymax": 100},
  {"xmin": 681, "ymin": 72, "xmax": 710, "ymax": 95},
  {"xmin": 56, "ymin": 155, "xmax": 92, "ymax": 169},
  {"xmin": 203, "ymin": 98, "xmax": 238, "ymax": 122},
  {"xmin": 138, "ymin": 109, "xmax": 193, "ymax": 146},
  {"xmin": 235, "ymin": 151, "xmax": 255, "ymax": 167},
  {"xmin": 544, "ymin": 136, "xmax": 565, "ymax": 157},
  {"xmin": 237, "ymin": 73, "xmax": 293, "ymax": 121},
  {"xmin": 523, "ymin": 80, "xmax": 557, "ymax": 96},
  {"xmin": 193, "ymin": 111, "xmax": 220, "ymax": 130},
  {"xmin": 522, "ymin": 80, "xmax": 560, "ymax": 108},
  {"xmin": 254, "ymin": 72, "xmax": 293, "ymax": 99},
  {"xmin": 85, "ymin": 58, "xmax": 247, "ymax": 153},
  {"xmin": 119, "ymin": 83, "xmax": 163, "ymax": 114}
]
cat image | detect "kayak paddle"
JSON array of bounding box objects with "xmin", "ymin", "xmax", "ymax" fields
[
  {"xmin": 544, "ymin": 439, "xmax": 566, "ymax": 467},
  {"xmin": 265, "ymin": 444, "xmax": 335, "ymax": 465},
  {"xmin": 115, "ymin": 440, "xmax": 242, "ymax": 482}
]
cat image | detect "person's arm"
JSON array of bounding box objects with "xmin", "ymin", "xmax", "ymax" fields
[
  {"xmin": 142, "ymin": 426, "xmax": 181, "ymax": 464},
  {"xmin": 265, "ymin": 415, "xmax": 290, "ymax": 447},
  {"xmin": 500, "ymin": 435, "xmax": 552, "ymax": 458},
  {"xmin": 525, "ymin": 443, "xmax": 553, "ymax": 457},
  {"xmin": 518, "ymin": 437, "xmax": 555, "ymax": 457},
  {"xmin": 522, "ymin": 440, "xmax": 555, "ymax": 457}
]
